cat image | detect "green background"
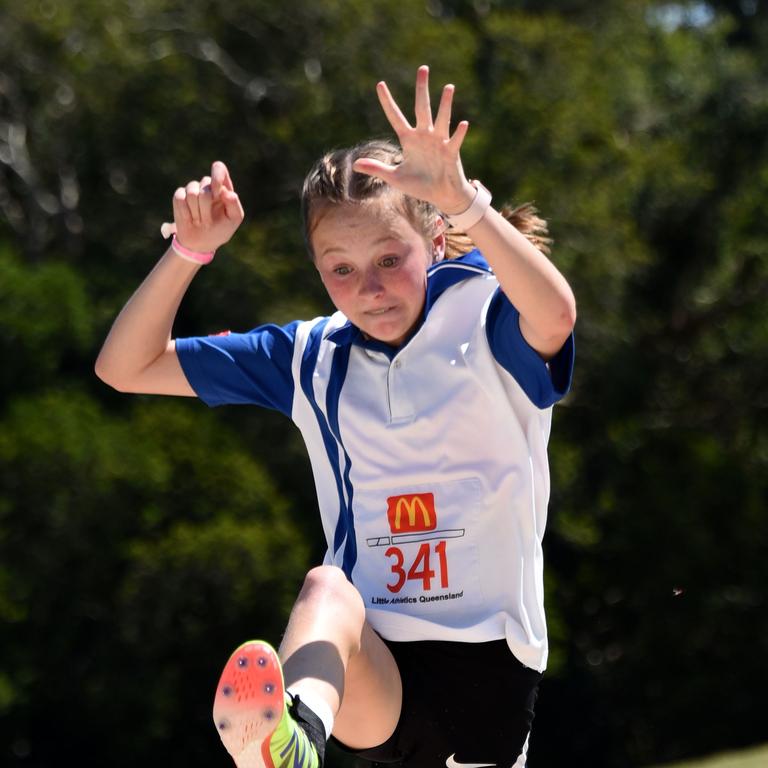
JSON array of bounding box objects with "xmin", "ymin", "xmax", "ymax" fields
[{"xmin": 1, "ymin": 1, "xmax": 767, "ymax": 766}]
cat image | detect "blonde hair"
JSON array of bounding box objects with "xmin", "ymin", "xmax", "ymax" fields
[{"xmin": 301, "ymin": 139, "xmax": 551, "ymax": 259}]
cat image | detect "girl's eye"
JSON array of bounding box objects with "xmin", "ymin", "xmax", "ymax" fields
[
  {"xmin": 333, "ymin": 265, "xmax": 352, "ymax": 276},
  {"xmin": 379, "ymin": 256, "xmax": 399, "ymax": 268}
]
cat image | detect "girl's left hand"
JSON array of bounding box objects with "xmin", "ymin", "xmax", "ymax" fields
[{"xmin": 352, "ymin": 65, "xmax": 476, "ymax": 215}]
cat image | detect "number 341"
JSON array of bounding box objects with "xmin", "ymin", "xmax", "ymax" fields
[{"xmin": 385, "ymin": 541, "xmax": 449, "ymax": 593}]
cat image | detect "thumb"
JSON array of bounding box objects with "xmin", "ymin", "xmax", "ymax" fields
[
  {"xmin": 211, "ymin": 160, "xmax": 234, "ymax": 197},
  {"xmin": 352, "ymin": 157, "xmax": 396, "ymax": 182},
  {"xmin": 222, "ymin": 189, "xmax": 244, "ymax": 221}
]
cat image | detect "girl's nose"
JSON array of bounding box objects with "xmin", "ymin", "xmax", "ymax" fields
[{"xmin": 360, "ymin": 267, "xmax": 384, "ymax": 297}]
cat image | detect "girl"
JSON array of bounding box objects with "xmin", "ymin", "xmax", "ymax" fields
[{"xmin": 96, "ymin": 66, "xmax": 576, "ymax": 768}]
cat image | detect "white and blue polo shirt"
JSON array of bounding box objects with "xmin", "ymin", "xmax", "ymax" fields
[{"xmin": 176, "ymin": 250, "xmax": 574, "ymax": 672}]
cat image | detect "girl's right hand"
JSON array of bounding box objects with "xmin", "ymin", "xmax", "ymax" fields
[{"xmin": 170, "ymin": 161, "xmax": 244, "ymax": 253}]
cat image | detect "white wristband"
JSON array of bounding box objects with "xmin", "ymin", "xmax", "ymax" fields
[{"xmin": 443, "ymin": 180, "xmax": 492, "ymax": 231}]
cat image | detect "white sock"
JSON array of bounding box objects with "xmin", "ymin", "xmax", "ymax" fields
[{"xmin": 285, "ymin": 685, "xmax": 335, "ymax": 740}]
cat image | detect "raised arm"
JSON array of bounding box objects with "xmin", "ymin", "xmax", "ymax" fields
[
  {"xmin": 352, "ymin": 66, "xmax": 576, "ymax": 360},
  {"xmin": 94, "ymin": 161, "xmax": 244, "ymax": 394}
]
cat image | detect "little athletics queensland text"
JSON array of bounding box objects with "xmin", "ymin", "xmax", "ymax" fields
[{"xmin": 371, "ymin": 590, "xmax": 465, "ymax": 605}]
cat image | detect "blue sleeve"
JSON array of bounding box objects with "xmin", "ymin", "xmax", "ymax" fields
[
  {"xmin": 175, "ymin": 320, "xmax": 301, "ymax": 416},
  {"xmin": 485, "ymin": 288, "xmax": 575, "ymax": 408}
]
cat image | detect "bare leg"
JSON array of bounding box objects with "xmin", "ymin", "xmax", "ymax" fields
[{"xmin": 279, "ymin": 565, "xmax": 402, "ymax": 750}]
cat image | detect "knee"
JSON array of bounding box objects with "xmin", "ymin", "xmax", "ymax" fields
[
  {"xmin": 300, "ymin": 565, "xmax": 362, "ymax": 604},
  {"xmin": 298, "ymin": 565, "xmax": 365, "ymax": 623}
]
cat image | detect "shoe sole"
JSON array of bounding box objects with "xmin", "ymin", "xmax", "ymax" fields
[{"xmin": 213, "ymin": 640, "xmax": 286, "ymax": 768}]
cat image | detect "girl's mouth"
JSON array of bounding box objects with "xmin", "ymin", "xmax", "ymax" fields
[{"xmin": 366, "ymin": 306, "xmax": 396, "ymax": 316}]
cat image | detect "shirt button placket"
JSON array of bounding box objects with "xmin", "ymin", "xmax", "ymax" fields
[{"xmin": 389, "ymin": 356, "xmax": 408, "ymax": 421}]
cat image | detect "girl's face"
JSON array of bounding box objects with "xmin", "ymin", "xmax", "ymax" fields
[{"xmin": 312, "ymin": 202, "xmax": 443, "ymax": 347}]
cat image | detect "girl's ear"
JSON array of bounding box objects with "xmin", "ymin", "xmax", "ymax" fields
[{"xmin": 431, "ymin": 216, "xmax": 446, "ymax": 263}]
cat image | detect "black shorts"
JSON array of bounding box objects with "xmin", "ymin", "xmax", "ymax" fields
[{"xmin": 333, "ymin": 638, "xmax": 542, "ymax": 767}]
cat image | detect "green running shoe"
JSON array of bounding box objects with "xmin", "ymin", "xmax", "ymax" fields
[{"xmin": 213, "ymin": 640, "xmax": 323, "ymax": 768}]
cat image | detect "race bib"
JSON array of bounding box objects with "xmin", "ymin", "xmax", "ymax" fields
[{"xmin": 352, "ymin": 477, "xmax": 487, "ymax": 622}]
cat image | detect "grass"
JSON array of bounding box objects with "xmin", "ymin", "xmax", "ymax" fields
[{"xmin": 649, "ymin": 744, "xmax": 768, "ymax": 768}]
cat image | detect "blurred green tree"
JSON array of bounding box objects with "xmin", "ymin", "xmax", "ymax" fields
[{"xmin": 1, "ymin": 1, "xmax": 767, "ymax": 766}]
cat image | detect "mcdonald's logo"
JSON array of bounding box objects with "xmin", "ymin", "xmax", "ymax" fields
[{"xmin": 386, "ymin": 493, "xmax": 436, "ymax": 533}]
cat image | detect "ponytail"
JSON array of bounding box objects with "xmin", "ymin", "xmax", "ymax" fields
[{"xmin": 444, "ymin": 201, "xmax": 552, "ymax": 259}]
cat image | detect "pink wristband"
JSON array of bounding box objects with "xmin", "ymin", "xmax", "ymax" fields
[{"xmin": 170, "ymin": 235, "xmax": 215, "ymax": 265}]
